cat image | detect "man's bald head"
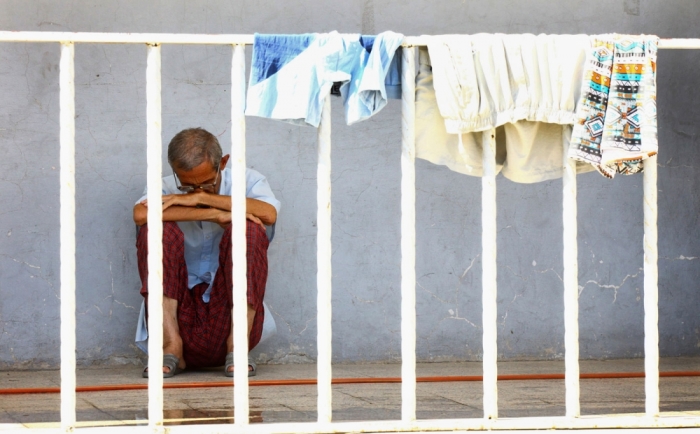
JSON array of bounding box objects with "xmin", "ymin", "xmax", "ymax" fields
[{"xmin": 167, "ymin": 127, "xmax": 223, "ymax": 171}]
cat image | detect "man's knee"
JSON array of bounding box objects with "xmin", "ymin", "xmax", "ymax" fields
[
  {"xmin": 137, "ymin": 222, "xmax": 186, "ymax": 292},
  {"xmin": 246, "ymin": 220, "xmax": 268, "ymax": 246},
  {"xmin": 220, "ymin": 221, "xmax": 269, "ymax": 250}
]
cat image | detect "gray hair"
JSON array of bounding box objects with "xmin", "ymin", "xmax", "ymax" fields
[{"xmin": 167, "ymin": 128, "xmax": 222, "ymax": 171}]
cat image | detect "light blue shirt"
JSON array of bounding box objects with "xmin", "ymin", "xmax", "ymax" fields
[
  {"xmin": 245, "ymin": 31, "xmax": 404, "ymax": 127},
  {"xmin": 137, "ymin": 167, "xmax": 280, "ymax": 303}
]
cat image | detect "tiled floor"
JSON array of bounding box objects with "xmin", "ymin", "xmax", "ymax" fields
[{"xmin": 1, "ymin": 357, "xmax": 699, "ymax": 428}]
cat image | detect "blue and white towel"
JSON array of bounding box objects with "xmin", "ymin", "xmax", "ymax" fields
[{"xmin": 245, "ymin": 31, "xmax": 404, "ymax": 127}]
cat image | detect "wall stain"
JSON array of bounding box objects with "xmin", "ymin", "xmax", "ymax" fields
[
  {"xmin": 361, "ymin": 0, "xmax": 375, "ymax": 35},
  {"xmin": 624, "ymin": 0, "xmax": 640, "ymax": 16}
]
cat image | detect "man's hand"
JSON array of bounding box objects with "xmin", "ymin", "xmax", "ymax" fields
[
  {"xmin": 214, "ymin": 209, "xmax": 231, "ymax": 228},
  {"xmin": 161, "ymin": 191, "xmax": 209, "ymax": 211},
  {"xmin": 211, "ymin": 211, "xmax": 265, "ymax": 231},
  {"xmin": 141, "ymin": 191, "xmax": 224, "ymax": 212},
  {"xmin": 246, "ymin": 213, "xmax": 265, "ymax": 231}
]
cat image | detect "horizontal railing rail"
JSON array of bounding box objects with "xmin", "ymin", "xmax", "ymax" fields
[{"xmin": 0, "ymin": 31, "xmax": 698, "ymax": 48}]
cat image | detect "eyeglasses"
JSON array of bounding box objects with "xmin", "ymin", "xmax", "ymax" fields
[{"xmin": 173, "ymin": 166, "xmax": 220, "ymax": 193}]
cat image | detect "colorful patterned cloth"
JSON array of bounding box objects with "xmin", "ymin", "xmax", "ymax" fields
[
  {"xmin": 137, "ymin": 221, "xmax": 269, "ymax": 369},
  {"xmin": 569, "ymin": 35, "xmax": 658, "ymax": 178}
]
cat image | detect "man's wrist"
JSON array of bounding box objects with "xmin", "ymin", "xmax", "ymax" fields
[
  {"xmin": 212, "ymin": 208, "xmax": 230, "ymax": 226},
  {"xmin": 198, "ymin": 192, "xmax": 226, "ymax": 210}
]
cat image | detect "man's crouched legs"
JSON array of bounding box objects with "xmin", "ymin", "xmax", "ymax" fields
[
  {"xmin": 136, "ymin": 221, "xmax": 269, "ymax": 373},
  {"xmin": 216, "ymin": 220, "xmax": 269, "ymax": 373}
]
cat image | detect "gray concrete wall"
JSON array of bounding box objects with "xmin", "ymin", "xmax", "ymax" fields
[{"xmin": 1, "ymin": 0, "xmax": 699, "ymax": 368}]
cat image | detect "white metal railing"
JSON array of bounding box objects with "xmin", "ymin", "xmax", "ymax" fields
[
  {"xmin": 145, "ymin": 42, "xmax": 165, "ymax": 430},
  {"xmin": 58, "ymin": 41, "xmax": 76, "ymax": 432},
  {"xmin": 0, "ymin": 31, "xmax": 698, "ymax": 433},
  {"xmin": 399, "ymin": 46, "xmax": 417, "ymax": 422},
  {"xmin": 231, "ymin": 42, "xmax": 250, "ymax": 427},
  {"xmin": 562, "ymin": 124, "xmax": 580, "ymax": 417},
  {"xmin": 317, "ymin": 91, "xmax": 333, "ymax": 425}
]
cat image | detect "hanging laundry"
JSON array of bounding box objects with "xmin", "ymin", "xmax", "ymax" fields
[
  {"xmin": 417, "ymin": 36, "xmax": 595, "ymax": 183},
  {"xmin": 245, "ymin": 31, "xmax": 404, "ymax": 127},
  {"xmin": 355, "ymin": 35, "xmax": 402, "ymax": 98},
  {"xmin": 568, "ymin": 35, "xmax": 658, "ymax": 178},
  {"xmin": 426, "ymin": 33, "xmax": 590, "ymax": 134}
]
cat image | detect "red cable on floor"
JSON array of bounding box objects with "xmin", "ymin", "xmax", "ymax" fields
[{"xmin": 1, "ymin": 371, "xmax": 699, "ymax": 395}]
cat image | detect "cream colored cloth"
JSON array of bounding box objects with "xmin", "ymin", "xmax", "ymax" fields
[
  {"xmin": 416, "ymin": 46, "xmax": 594, "ymax": 183},
  {"xmin": 426, "ymin": 33, "xmax": 590, "ymax": 133}
]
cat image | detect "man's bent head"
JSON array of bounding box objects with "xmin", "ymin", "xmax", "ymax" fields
[{"xmin": 168, "ymin": 128, "xmax": 223, "ymax": 172}]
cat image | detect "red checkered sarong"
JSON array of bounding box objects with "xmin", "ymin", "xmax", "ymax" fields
[{"xmin": 136, "ymin": 220, "xmax": 269, "ymax": 368}]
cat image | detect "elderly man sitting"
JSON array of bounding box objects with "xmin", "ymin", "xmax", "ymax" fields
[{"xmin": 133, "ymin": 127, "xmax": 279, "ymax": 377}]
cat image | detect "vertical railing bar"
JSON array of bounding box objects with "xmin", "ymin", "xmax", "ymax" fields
[
  {"xmin": 562, "ymin": 126, "xmax": 580, "ymax": 418},
  {"xmin": 317, "ymin": 95, "xmax": 333, "ymax": 423},
  {"xmin": 231, "ymin": 43, "xmax": 250, "ymax": 425},
  {"xmin": 400, "ymin": 46, "xmax": 417, "ymax": 423},
  {"xmin": 145, "ymin": 42, "xmax": 164, "ymax": 430},
  {"xmin": 59, "ymin": 41, "xmax": 76, "ymax": 432},
  {"xmin": 643, "ymin": 155, "xmax": 659, "ymax": 417},
  {"xmin": 481, "ymin": 128, "xmax": 498, "ymax": 421}
]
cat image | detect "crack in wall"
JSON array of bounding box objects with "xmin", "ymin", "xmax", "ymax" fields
[
  {"xmin": 534, "ymin": 267, "xmax": 563, "ymax": 282},
  {"xmin": 265, "ymin": 302, "xmax": 296, "ymax": 335},
  {"xmin": 2, "ymin": 255, "xmax": 41, "ymax": 269},
  {"xmin": 0, "ymin": 254, "xmax": 55, "ymax": 295},
  {"xmin": 661, "ymin": 255, "xmax": 698, "ymax": 261},
  {"xmin": 103, "ymin": 260, "xmax": 138, "ymax": 314},
  {"xmin": 416, "ymin": 280, "xmax": 450, "ymax": 305},
  {"xmin": 659, "ymin": 157, "xmax": 697, "ymax": 169},
  {"xmin": 417, "ymin": 255, "xmax": 480, "ymax": 305},
  {"xmin": 500, "ymin": 264, "xmax": 529, "ymax": 326},
  {"xmin": 332, "ymin": 220, "xmax": 391, "ymax": 263},
  {"xmin": 499, "ymin": 224, "xmax": 522, "ymax": 239},
  {"xmin": 340, "ymin": 285, "xmax": 380, "ymax": 304},
  {"xmin": 418, "ymin": 255, "xmax": 481, "ymax": 341},
  {"xmin": 579, "ymin": 269, "xmax": 642, "ymax": 303},
  {"xmin": 445, "ymin": 308, "xmax": 478, "ymax": 328},
  {"xmin": 296, "ymin": 316, "xmax": 314, "ymax": 336},
  {"xmin": 461, "ymin": 255, "xmax": 479, "ymax": 279}
]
